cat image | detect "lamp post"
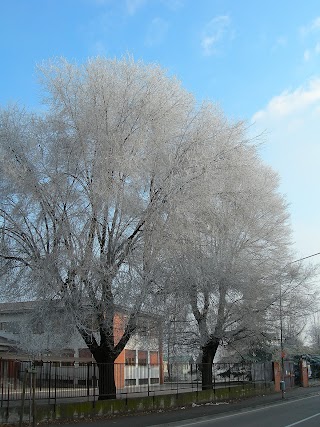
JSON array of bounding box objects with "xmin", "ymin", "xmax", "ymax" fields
[{"xmin": 279, "ymin": 252, "xmax": 320, "ymax": 399}]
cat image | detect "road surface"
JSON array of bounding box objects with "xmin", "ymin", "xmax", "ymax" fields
[
  {"xmin": 150, "ymin": 393, "xmax": 320, "ymax": 426},
  {"xmin": 45, "ymin": 387, "xmax": 320, "ymax": 427}
]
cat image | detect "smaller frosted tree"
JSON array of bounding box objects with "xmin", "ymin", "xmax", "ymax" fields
[{"xmin": 162, "ymin": 138, "xmax": 311, "ymax": 389}]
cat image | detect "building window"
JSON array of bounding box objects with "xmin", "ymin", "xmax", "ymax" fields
[
  {"xmin": 138, "ymin": 350, "xmax": 147, "ymax": 366},
  {"xmin": 125, "ymin": 379, "xmax": 136, "ymax": 386},
  {"xmin": 125, "ymin": 349, "xmax": 136, "ymax": 366},
  {"xmin": 150, "ymin": 351, "xmax": 159, "ymax": 365},
  {"xmin": 61, "ymin": 361, "xmax": 75, "ymax": 367},
  {"xmin": 32, "ymin": 319, "xmax": 44, "ymax": 334},
  {"xmin": 79, "ymin": 348, "xmax": 92, "ymax": 358}
]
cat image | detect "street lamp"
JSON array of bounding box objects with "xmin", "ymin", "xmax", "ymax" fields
[{"xmin": 279, "ymin": 252, "xmax": 320, "ymax": 399}]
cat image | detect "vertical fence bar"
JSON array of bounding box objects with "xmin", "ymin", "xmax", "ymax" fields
[
  {"xmin": 48, "ymin": 362, "xmax": 51, "ymax": 404},
  {"xmin": 196, "ymin": 363, "xmax": 199, "ymax": 396},
  {"xmin": 39, "ymin": 364, "xmax": 42, "ymax": 392},
  {"xmin": 54, "ymin": 369, "xmax": 57, "ymax": 407},
  {"xmin": 191, "ymin": 364, "xmax": 193, "ymax": 390},
  {"xmin": 32, "ymin": 369, "xmax": 36, "ymax": 427},
  {"xmin": 6, "ymin": 382, "xmax": 10, "ymax": 417},
  {"xmin": 87, "ymin": 363, "xmax": 90, "ymax": 398},
  {"xmin": 93, "ymin": 363, "xmax": 96, "ymax": 405},
  {"xmin": 1, "ymin": 381, "xmax": 3, "ymax": 408},
  {"xmin": 176, "ymin": 364, "xmax": 179, "ymax": 396}
]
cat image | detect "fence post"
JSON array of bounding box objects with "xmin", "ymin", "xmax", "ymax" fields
[{"xmin": 148, "ymin": 364, "xmax": 150, "ymax": 397}]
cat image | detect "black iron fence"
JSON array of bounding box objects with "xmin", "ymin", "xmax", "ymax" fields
[{"xmin": 0, "ymin": 360, "xmax": 274, "ymax": 406}]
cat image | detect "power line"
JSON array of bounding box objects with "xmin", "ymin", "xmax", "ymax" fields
[{"xmin": 291, "ymin": 252, "xmax": 320, "ymax": 264}]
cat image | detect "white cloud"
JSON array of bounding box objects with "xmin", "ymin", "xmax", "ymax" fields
[
  {"xmin": 145, "ymin": 17, "xmax": 169, "ymax": 46},
  {"xmin": 300, "ymin": 16, "xmax": 320, "ymax": 37},
  {"xmin": 126, "ymin": 0, "xmax": 146, "ymax": 15},
  {"xmin": 304, "ymin": 49, "xmax": 311, "ymax": 61},
  {"xmin": 251, "ymin": 77, "xmax": 320, "ymax": 258},
  {"xmin": 302, "ymin": 43, "xmax": 320, "ymax": 62},
  {"xmin": 252, "ymin": 78, "xmax": 320, "ymax": 120},
  {"xmin": 299, "ymin": 17, "xmax": 320, "ymax": 63},
  {"xmin": 126, "ymin": 0, "xmax": 183, "ymax": 14},
  {"xmin": 91, "ymin": 40, "xmax": 108, "ymax": 56},
  {"xmin": 272, "ymin": 36, "xmax": 287, "ymax": 51},
  {"xmin": 161, "ymin": 0, "xmax": 184, "ymax": 10},
  {"xmin": 200, "ymin": 15, "xmax": 231, "ymax": 56}
]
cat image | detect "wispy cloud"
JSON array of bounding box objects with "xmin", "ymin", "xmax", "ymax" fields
[
  {"xmin": 303, "ymin": 43, "xmax": 320, "ymax": 62},
  {"xmin": 272, "ymin": 36, "xmax": 287, "ymax": 51},
  {"xmin": 200, "ymin": 15, "xmax": 232, "ymax": 56},
  {"xmin": 91, "ymin": 40, "xmax": 108, "ymax": 56},
  {"xmin": 304, "ymin": 49, "xmax": 311, "ymax": 61},
  {"xmin": 300, "ymin": 16, "xmax": 320, "ymax": 37},
  {"xmin": 145, "ymin": 17, "xmax": 169, "ymax": 47},
  {"xmin": 252, "ymin": 77, "xmax": 320, "ymax": 258},
  {"xmin": 299, "ymin": 17, "xmax": 320, "ymax": 62},
  {"xmin": 126, "ymin": 0, "xmax": 146, "ymax": 15},
  {"xmin": 161, "ymin": 0, "xmax": 184, "ymax": 10},
  {"xmin": 125, "ymin": 0, "xmax": 183, "ymax": 15},
  {"xmin": 253, "ymin": 78, "xmax": 320, "ymax": 120}
]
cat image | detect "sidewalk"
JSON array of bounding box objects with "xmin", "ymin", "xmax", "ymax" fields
[{"xmin": 44, "ymin": 385, "xmax": 320, "ymax": 427}]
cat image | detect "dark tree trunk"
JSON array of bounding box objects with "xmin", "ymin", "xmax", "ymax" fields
[
  {"xmin": 91, "ymin": 344, "xmax": 117, "ymax": 401},
  {"xmin": 201, "ymin": 338, "xmax": 219, "ymax": 390},
  {"xmin": 97, "ymin": 360, "xmax": 116, "ymax": 400}
]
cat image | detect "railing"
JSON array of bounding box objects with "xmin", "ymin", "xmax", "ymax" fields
[{"xmin": 0, "ymin": 360, "xmax": 274, "ymax": 407}]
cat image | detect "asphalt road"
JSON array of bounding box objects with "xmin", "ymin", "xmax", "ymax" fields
[
  {"xmin": 151, "ymin": 394, "xmax": 320, "ymax": 426},
  {"xmin": 45, "ymin": 386, "xmax": 320, "ymax": 427}
]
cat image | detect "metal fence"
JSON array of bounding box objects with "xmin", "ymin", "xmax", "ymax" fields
[{"xmin": 0, "ymin": 360, "xmax": 274, "ymax": 407}]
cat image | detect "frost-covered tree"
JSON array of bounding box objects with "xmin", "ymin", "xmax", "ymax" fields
[
  {"xmin": 309, "ymin": 313, "xmax": 320, "ymax": 352},
  {"xmin": 162, "ymin": 141, "xmax": 316, "ymax": 390},
  {"xmin": 0, "ymin": 57, "xmax": 241, "ymax": 399}
]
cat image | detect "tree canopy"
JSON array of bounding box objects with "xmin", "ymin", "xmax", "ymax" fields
[{"xmin": 0, "ymin": 56, "xmax": 316, "ymax": 397}]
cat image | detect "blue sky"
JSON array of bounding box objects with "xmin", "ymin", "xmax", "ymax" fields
[{"xmin": 1, "ymin": 0, "xmax": 320, "ymax": 260}]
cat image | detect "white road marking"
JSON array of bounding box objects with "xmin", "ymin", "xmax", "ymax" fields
[{"xmin": 284, "ymin": 412, "xmax": 320, "ymax": 426}]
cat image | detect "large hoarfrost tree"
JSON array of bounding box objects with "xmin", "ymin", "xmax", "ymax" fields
[
  {"xmin": 0, "ymin": 57, "xmax": 240, "ymax": 399},
  {"xmin": 162, "ymin": 142, "xmax": 316, "ymax": 390}
]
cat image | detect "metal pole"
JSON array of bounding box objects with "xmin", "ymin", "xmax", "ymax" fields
[{"xmin": 280, "ymin": 280, "xmax": 285, "ymax": 399}]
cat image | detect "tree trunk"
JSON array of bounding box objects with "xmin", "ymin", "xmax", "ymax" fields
[
  {"xmin": 201, "ymin": 338, "xmax": 219, "ymax": 390},
  {"xmin": 97, "ymin": 360, "xmax": 116, "ymax": 400}
]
